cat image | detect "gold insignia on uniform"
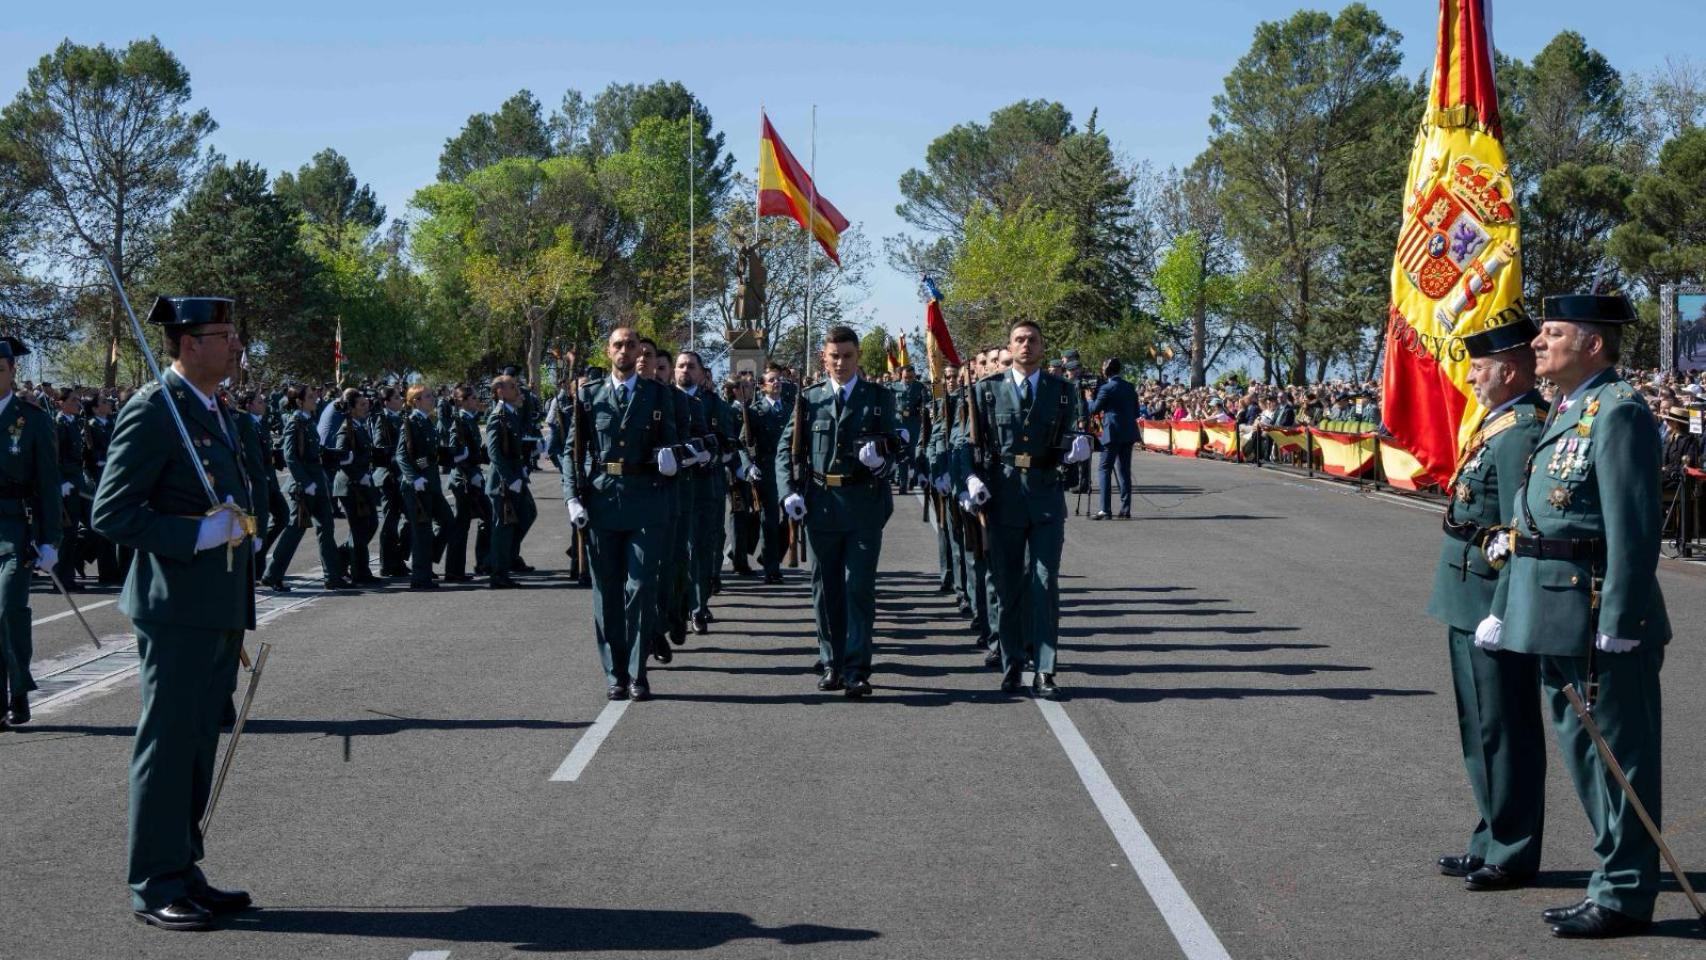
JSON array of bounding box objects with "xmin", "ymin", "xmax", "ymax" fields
[
  {"xmin": 1548, "ymin": 486, "xmax": 1572, "ymax": 509},
  {"xmin": 1454, "ymin": 481, "xmax": 1474, "ymax": 504},
  {"xmin": 174, "ymin": 390, "xmax": 186, "ymax": 400}
]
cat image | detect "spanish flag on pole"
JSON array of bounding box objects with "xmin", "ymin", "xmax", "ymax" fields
[
  {"xmin": 758, "ymin": 113, "xmax": 849, "ymax": 264},
  {"xmin": 921, "ymin": 276, "xmax": 961, "ymax": 392},
  {"xmin": 1382, "ymin": 0, "xmax": 1524, "ymax": 488}
]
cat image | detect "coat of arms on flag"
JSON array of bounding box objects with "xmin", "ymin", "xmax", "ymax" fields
[{"xmin": 1396, "ymin": 159, "xmax": 1516, "ymax": 324}]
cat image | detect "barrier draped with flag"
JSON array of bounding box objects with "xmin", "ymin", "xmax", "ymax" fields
[
  {"xmin": 1311, "ymin": 429, "xmax": 1378, "ymax": 479},
  {"xmin": 1139, "ymin": 420, "xmax": 1173, "ymax": 453},
  {"xmin": 1171, "ymin": 422, "xmax": 1203, "ymax": 458},
  {"xmin": 758, "ymin": 112, "xmax": 849, "ymax": 264},
  {"xmin": 1382, "ymin": 0, "xmax": 1524, "ymax": 489},
  {"xmin": 1202, "ymin": 422, "xmax": 1239, "ymax": 459}
]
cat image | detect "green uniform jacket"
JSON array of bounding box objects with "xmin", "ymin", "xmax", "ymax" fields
[
  {"xmin": 564, "ymin": 377, "xmax": 679, "ymax": 531},
  {"xmin": 55, "ymin": 413, "xmax": 87, "ymax": 500},
  {"xmin": 892, "ymin": 380, "xmax": 927, "ymax": 441},
  {"xmin": 958, "ymin": 371, "xmax": 1084, "ymax": 527},
  {"xmin": 233, "ymin": 411, "xmax": 271, "ymax": 543},
  {"xmin": 748, "ymin": 395, "xmax": 785, "ymax": 498},
  {"xmin": 371, "ymin": 410, "xmax": 403, "ymax": 483},
  {"xmin": 484, "ymin": 403, "xmax": 528, "ymax": 496},
  {"xmin": 775, "ymin": 377, "xmax": 899, "ymax": 533},
  {"xmin": 1492, "ymin": 369, "xmax": 1671, "ymax": 654},
  {"xmin": 0, "ymin": 394, "xmax": 64, "ymax": 553},
  {"xmin": 1425, "ymin": 393, "xmax": 1545, "ymax": 631},
  {"xmin": 395, "ymin": 411, "xmax": 441, "ymax": 485},
  {"xmin": 281, "ymin": 410, "xmax": 330, "ymax": 495},
  {"xmin": 328, "ymin": 413, "xmax": 375, "ymax": 498},
  {"xmin": 90, "ymin": 371, "xmax": 255, "ymax": 630}
]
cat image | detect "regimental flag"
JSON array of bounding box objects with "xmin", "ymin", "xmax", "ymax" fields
[
  {"xmin": 896, "ymin": 333, "xmax": 911, "ymax": 370},
  {"xmin": 758, "ymin": 112, "xmax": 850, "ymax": 264},
  {"xmin": 920, "ymin": 276, "xmax": 962, "ymax": 391},
  {"xmin": 1382, "ymin": 0, "xmax": 1524, "ymax": 488},
  {"xmin": 885, "ymin": 337, "xmax": 900, "ymax": 375}
]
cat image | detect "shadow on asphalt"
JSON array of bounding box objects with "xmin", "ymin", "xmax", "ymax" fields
[
  {"xmin": 223, "ymin": 905, "xmax": 880, "ymax": 950},
  {"xmin": 1, "ymin": 716, "xmax": 589, "ymax": 741}
]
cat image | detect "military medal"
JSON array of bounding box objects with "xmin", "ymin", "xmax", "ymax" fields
[
  {"xmin": 1454, "ymin": 481, "xmax": 1474, "ymax": 504},
  {"xmin": 1577, "ymin": 396, "xmax": 1598, "ymax": 437},
  {"xmin": 7, "ymin": 417, "xmax": 21, "ymax": 455},
  {"xmin": 1549, "ymin": 486, "xmax": 1572, "ymax": 509}
]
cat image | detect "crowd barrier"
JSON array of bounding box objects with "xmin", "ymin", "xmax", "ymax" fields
[{"xmin": 1131, "ymin": 419, "xmax": 1440, "ymax": 496}]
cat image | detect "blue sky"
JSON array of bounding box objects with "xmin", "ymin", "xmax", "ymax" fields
[{"xmin": 3, "ymin": 1, "xmax": 1700, "ymax": 343}]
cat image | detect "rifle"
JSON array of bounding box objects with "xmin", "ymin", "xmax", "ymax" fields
[
  {"xmin": 962, "ymin": 385, "xmax": 988, "ymax": 556},
  {"xmin": 786, "ymin": 387, "xmax": 806, "ymax": 568},
  {"xmin": 569, "ymin": 378, "xmax": 589, "ymax": 575},
  {"xmin": 918, "ymin": 405, "xmax": 934, "ymax": 523},
  {"xmin": 738, "ymin": 397, "xmax": 761, "ymax": 515}
]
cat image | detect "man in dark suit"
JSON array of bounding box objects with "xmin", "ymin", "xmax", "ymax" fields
[{"xmin": 1088, "ymin": 358, "xmax": 1138, "ymax": 520}]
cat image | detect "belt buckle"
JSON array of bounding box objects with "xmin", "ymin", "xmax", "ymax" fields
[
  {"xmin": 605, "ymin": 461, "xmax": 625, "ymax": 476},
  {"xmin": 1014, "ymin": 454, "xmax": 1033, "ymax": 468},
  {"xmin": 825, "ymin": 474, "xmax": 844, "ymax": 488}
]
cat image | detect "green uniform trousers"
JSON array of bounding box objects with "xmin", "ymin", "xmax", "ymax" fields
[
  {"xmin": 690, "ymin": 497, "xmax": 719, "ymax": 617},
  {"xmin": 400, "ymin": 484, "xmax": 452, "ymax": 586},
  {"xmin": 1447, "ymin": 626, "xmax": 1545, "ymax": 872},
  {"xmin": 588, "ymin": 523, "xmax": 665, "ymax": 686},
  {"xmin": 264, "ymin": 489, "xmax": 344, "ymax": 583},
  {"xmin": 1540, "ymin": 645, "xmax": 1664, "ymax": 920},
  {"xmin": 127, "ymin": 620, "xmax": 243, "ymax": 910},
  {"xmin": 805, "ymin": 523, "xmax": 882, "ymax": 682},
  {"xmin": 988, "ymin": 518, "xmax": 1064, "ymax": 674},
  {"xmin": 1, "ymin": 548, "xmax": 37, "ymax": 698},
  {"xmin": 487, "ymin": 488, "xmax": 537, "ymax": 577}
]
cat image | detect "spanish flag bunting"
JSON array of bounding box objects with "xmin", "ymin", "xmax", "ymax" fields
[
  {"xmin": 758, "ymin": 113, "xmax": 849, "ymax": 264},
  {"xmin": 1382, "ymin": 0, "xmax": 1524, "ymax": 489}
]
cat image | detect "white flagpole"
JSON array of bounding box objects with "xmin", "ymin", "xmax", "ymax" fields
[{"xmin": 805, "ymin": 104, "xmax": 816, "ymax": 381}]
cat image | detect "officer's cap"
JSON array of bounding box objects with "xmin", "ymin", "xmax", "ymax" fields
[
  {"xmin": 1463, "ymin": 316, "xmax": 1539, "ymax": 359},
  {"xmin": 0, "ymin": 335, "xmax": 29, "ymax": 361},
  {"xmin": 1540, "ymin": 294, "xmax": 1637, "ymax": 326},
  {"xmin": 146, "ymin": 297, "xmax": 236, "ymax": 329}
]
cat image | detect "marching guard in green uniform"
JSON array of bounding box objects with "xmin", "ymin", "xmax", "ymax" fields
[
  {"xmin": 485, "ymin": 374, "xmax": 538, "ymax": 588},
  {"xmin": 90, "ymin": 297, "xmax": 257, "ymax": 930},
  {"xmin": 1484, "ymin": 294, "xmax": 1671, "ymax": 939},
  {"xmin": 776, "ymin": 324, "xmax": 900, "ymax": 697},
  {"xmin": 0, "ymin": 336, "xmax": 62, "ymax": 728},
  {"xmin": 890, "ymin": 365, "xmax": 927, "ymax": 494},
  {"xmin": 398, "ymin": 385, "xmax": 452, "ymax": 590},
  {"xmin": 751, "ymin": 367, "xmax": 788, "ymax": 584},
  {"xmin": 958, "ymin": 321, "xmax": 1092, "ymax": 698},
  {"xmin": 262, "ymin": 386, "xmax": 351, "ymax": 591},
  {"xmin": 51, "ymin": 388, "xmax": 87, "ymax": 589},
  {"xmin": 329, "ymin": 388, "xmax": 382, "ymax": 585},
  {"xmin": 564, "ymin": 327, "xmax": 681, "ymax": 699},
  {"xmin": 1425, "ymin": 317, "xmax": 1547, "ymax": 891}
]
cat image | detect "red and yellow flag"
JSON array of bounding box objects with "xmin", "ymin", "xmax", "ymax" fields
[
  {"xmin": 758, "ymin": 113, "xmax": 850, "ymax": 264},
  {"xmin": 896, "ymin": 333, "xmax": 910, "ymax": 369},
  {"xmin": 1382, "ymin": 0, "xmax": 1523, "ymax": 488}
]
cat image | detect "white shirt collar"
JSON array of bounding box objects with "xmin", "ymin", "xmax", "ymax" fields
[
  {"xmin": 0, "ymin": 393, "xmax": 11, "ymax": 418},
  {"xmin": 682, "ymin": 384, "xmax": 698, "ymax": 397},
  {"xmin": 613, "ymin": 374, "xmax": 638, "ymax": 393},
  {"xmin": 1009, "ymin": 367, "xmax": 1041, "ymax": 393},
  {"xmin": 830, "ymin": 373, "xmax": 860, "ymax": 399},
  {"xmin": 172, "ymin": 368, "xmax": 220, "ymax": 412}
]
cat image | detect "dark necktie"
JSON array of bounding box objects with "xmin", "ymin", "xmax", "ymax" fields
[
  {"xmin": 834, "ymin": 388, "xmax": 845, "ymax": 419},
  {"xmin": 1020, "ymin": 377, "xmax": 1033, "ymax": 414},
  {"xmin": 616, "ymin": 383, "xmax": 629, "ymax": 413}
]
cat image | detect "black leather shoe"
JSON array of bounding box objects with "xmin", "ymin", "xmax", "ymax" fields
[
  {"xmin": 763, "ymin": 574, "xmax": 784, "ymax": 585},
  {"xmin": 817, "ymin": 670, "xmax": 844, "ymax": 692},
  {"xmin": 259, "ymin": 575, "xmax": 290, "ymax": 592},
  {"xmin": 512, "ymin": 560, "xmax": 536, "ymax": 573},
  {"xmin": 1034, "ymin": 673, "xmax": 1061, "ymax": 699},
  {"xmin": 1541, "ymin": 898, "xmax": 1594, "ymax": 923},
  {"xmin": 191, "ymin": 885, "xmax": 252, "ymax": 914},
  {"xmin": 999, "ymin": 669, "xmax": 1023, "ymax": 694},
  {"xmin": 441, "ymin": 573, "xmax": 473, "ymax": 583},
  {"xmin": 651, "ymin": 637, "xmax": 673, "ymax": 664},
  {"xmin": 408, "ymin": 581, "xmax": 439, "ymax": 591},
  {"xmin": 133, "ymin": 897, "xmax": 214, "ymax": 931},
  {"xmin": 844, "ymin": 678, "xmax": 872, "ymax": 698},
  {"xmin": 323, "ymin": 577, "xmax": 356, "ymax": 590},
  {"xmin": 1436, "ymin": 853, "xmax": 1484, "ymax": 878},
  {"xmin": 1464, "ymin": 864, "xmax": 1531, "ymax": 891},
  {"xmin": 628, "ymin": 682, "xmax": 651, "ymax": 702},
  {"xmin": 474, "ymin": 564, "xmax": 491, "ymax": 576},
  {"xmin": 669, "ymin": 622, "xmax": 687, "ymax": 646},
  {"xmin": 1550, "ymin": 902, "xmax": 1649, "ymax": 939},
  {"xmin": 703, "ymin": 609, "xmax": 716, "ymax": 623},
  {"xmin": 352, "ymin": 574, "xmax": 385, "ymax": 586},
  {"xmin": 1091, "ymin": 511, "xmax": 1110, "ymax": 521},
  {"xmin": 220, "ymin": 698, "xmax": 236, "ymax": 729},
  {"xmin": 9, "ymin": 693, "xmax": 28, "ymax": 724},
  {"xmin": 607, "ymin": 684, "xmax": 629, "ymax": 701},
  {"xmin": 983, "ymin": 649, "xmax": 1002, "ymax": 668},
  {"xmin": 692, "ymin": 614, "xmax": 709, "ymax": 635},
  {"xmin": 488, "ymin": 576, "xmax": 518, "ymax": 590}
]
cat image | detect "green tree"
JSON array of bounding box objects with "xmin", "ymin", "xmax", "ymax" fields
[
  {"xmin": 0, "ymin": 151, "xmax": 58, "ymax": 340},
  {"xmin": 1046, "ymin": 110, "xmax": 1149, "ymax": 344},
  {"xmin": 1609, "ymin": 126, "xmax": 1706, "ymax": 364},
  {"xmin": 947, "ymin": 201, "xmax": 1078, "ymax": 349},
  {"xmin": 1208, "ymin": 4, "xmax": 1406, "ymax": 384},
  {"xmin": 150, "ymin": 160, "xmax": 322, "ymax": 375},
  {"xmin": 895, "ymin": 100, "xmax": 1075, "ymax": 241},
  {"xmin": 560, "ymin": 81, "xmax": 735, "ymax": 205},
  {"xmin": 0, "ymin": 37, "xmax": 215, "ymax": 386},
  {"xmin": 438, "ymin": 90, "xmax": 553, "ymax": 183},
  {"xmin": 858, "ymin": 327, "xmax": 891, "ymax": 378},
  {"xmin": 272, "ymin": 148, "xmax": 386, "ymax": 255}
]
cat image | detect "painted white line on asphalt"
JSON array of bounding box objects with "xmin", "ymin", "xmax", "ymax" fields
[
  {"xmin": 34, "ymin": 597, "xmax": 117, "ymax": 626},
  {"xmin": 407, "ymin": 951, "xmax": 450, "ymax": 960},
  {"xmin": 549, "ymin": 698, "xmax": 631, "ymax": 782},
  {"xmin": 1035, "ymin": 696, "xmax": 1234, "ymax": 960}
]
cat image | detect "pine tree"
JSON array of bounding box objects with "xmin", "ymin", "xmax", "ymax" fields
[{"xmin": 1047, "ymin": 110, "xmax": 1145, "ymax": 344}]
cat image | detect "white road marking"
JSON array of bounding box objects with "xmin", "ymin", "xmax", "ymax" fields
[
  {"xmin": 33, "ymin": 597, "xmax": 117, "ymax": 626},
  {"xmin": 549, "ymin": 698, "xmax": 631, "ymax": 782},
  {"xmin": 1034, "ymin": 695, "xmax": 1234, "ymax": 960},
  {"xmin": 407, "ymin": 951, "xmax": 450, "ymax": 960}
]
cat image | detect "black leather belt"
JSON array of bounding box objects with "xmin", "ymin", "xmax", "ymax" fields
[
  {"xmin": 1512, "ymin": 534, "xmax": 1603, "ymax": 562},
  {"xmin": 1441, "ymin": 518, "xmax": 1481, "ymax": 542},
  {"xmin": 603, "ymin": 460, "xmax": 657, "ymax": 476}
]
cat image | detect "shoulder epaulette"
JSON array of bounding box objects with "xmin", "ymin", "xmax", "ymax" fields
[{"xmin": 978, "ymin": 372, "xmax": 1005, "ymax": 384}]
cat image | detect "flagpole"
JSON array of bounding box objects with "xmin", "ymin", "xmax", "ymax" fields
[
  {"xmin": 687, "ymin": 100, "xmax": 696, "ymax": 350},
  {"xmin": 804, "ymin": 104, "xmax": 816, "ymax": 381}
]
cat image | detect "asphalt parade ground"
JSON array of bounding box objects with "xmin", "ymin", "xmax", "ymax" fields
[{"xmin": 4, "ymin": 452, "xmax": 1703, "ymax": 959}]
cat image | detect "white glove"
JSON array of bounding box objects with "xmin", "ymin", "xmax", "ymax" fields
[
  {"xmin": 194, "ymin": 511, "xmax": 243, "ymax": 552},
  {"xmin": 695, "ymin": 447, "xmax": 714, "ymax": 466},
  {"xmin": 360, "ymin": 473, "xmax": 374, "ymax": 487},
  {"xmin": 898, "ymin": 427, "xmax": 911, "ymax": 444},
  {"xmin": 412, "ymin": 477, "xmax": 427, "ymax": 492},
  {"xmin": 508, "ymin": 478, "xmax": 523, "ymax": 493},
  {"xmin": 859, "ymin": 441, "xmax": 886, "ymax": 469},
  {"xmin": 740, "ymin": 464, "xmax": 762, "ymax": 482},
  {"xmin": 305, "ymin": 482, "xmax": 317, "ymax": 497},
  {"xmin": 1484, "ymin": 529, "xmax": 1511, "ymax": 566},
  {"xmin": 59, "ymin": 481, "xmax": 72, "ymax": 497},
  {"xmin": 566, "ymin": 498, "xmax": 589, "ymax": 529},
  {"xmin": 1473, "ymin": 615, "xmax": 1502, "ymax": 650},
  {"xmin": 453, "ymin": 447, "xmax": 470, "ymax": 463},
  {"xmin": 966, "ymin": 475, "xmax": 991, "ymax": 506},
  {"xmin": 657, "ymin": 448, "xmax": 678, "ymax": 477},
  {"xmin": 1063, "ymin": 434, "xmax": 1092, "ymax": 464},
  {"xmin": 341, "ymin": 452, "xmax": 355, "ymax": 465},
  {"xmin": 957, "ymin": 492, "xmax": 973, "ymax": 513},
  {"xmin": 783, "ymin": 493, "xmax": 806, "ymax": 521},
  {"xmin": 722, "ymin": 451, "xmax": 736, "ymax": 464},
  {"xmin": 35, "ymin": 543, "xmax": 58, "ymax": 570},
  {"xmin": 1595, "ymin": 632, "xmax": 1640, "ymax": 653},
  {"xmin": 934, "ymin": 474, "xmax": 950, "ymax": 495}
]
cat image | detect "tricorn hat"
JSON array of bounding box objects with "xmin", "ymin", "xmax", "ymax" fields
[
  {"xmin": 1462, "ymin": 316, "xmax": 1539, "ymax": 358},
  {"xmin": 146, "ymin": 296, "xmax": 235, "ymax": 328},
  {"xmin": 1539, "ymin": 294, "xmax": 1638, "ymax": 326},
  {"xmin": 0, "ymin": 335, "xmax": 29, "ymax": 361}
]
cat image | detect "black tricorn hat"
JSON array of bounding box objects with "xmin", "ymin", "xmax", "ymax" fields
[
  {"xmin": 1540, "ymin": 294, "xmax": 1637, "ymax": 326},
  {"xmin": 0, "ymin": 335, "xmax": 29, "ymax": 361},
  {"xmin": 1463, "ymin": 316, "xmax": 1539, "ymax": 358},
  {"xmin": 147, "ymin": 296, "xmax": 235, "ymax": 328}
]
